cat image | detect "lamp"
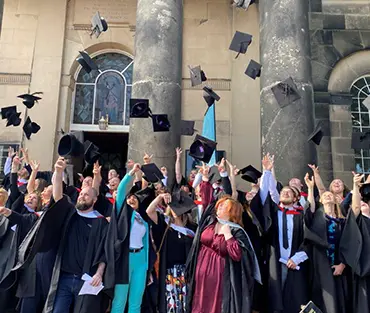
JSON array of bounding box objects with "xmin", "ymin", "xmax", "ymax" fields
[{"xmin": 98, "ymin": 114, "xmax": 109, "ymax": 130}]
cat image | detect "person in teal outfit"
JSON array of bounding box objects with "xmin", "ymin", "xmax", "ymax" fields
[{"xmin": 104, "ymin": 163, "xmax": 150, "ymax": 313}]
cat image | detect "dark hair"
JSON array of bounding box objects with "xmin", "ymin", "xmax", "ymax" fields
[{"xmin": 35, "ymin": 178, "xmax": 49, "ymax": 193}]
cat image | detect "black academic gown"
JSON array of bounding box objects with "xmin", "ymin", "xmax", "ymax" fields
[
  {"xmin": 185, "ymin": 202, "xmax": 259, "ymax": 313},
  {"xmin": 341, "ymin": 212, "xmax": 370, "ymax": 313},
  {"xmin": 262, "ymin": 195, "xmax": 309, "ymax": 313},
  {"xmin": 14, "ymin": 196, "xmax": 108, "ymax": 313},
  {"xmin": 304, "ymin": 207, "xmax": 354, "ymax": 313}
]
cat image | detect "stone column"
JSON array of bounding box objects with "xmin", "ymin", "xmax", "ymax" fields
[
  {"xmin": 128, "ymin": 0, "xmax": 183, "ymax": 183},
  {"xmin": 260, "ymin": 0, "xmax": 315, "ymax": 184},
  {"xmin": 0, "ymin": 0, "xmax": 3, "ymax": 33}
]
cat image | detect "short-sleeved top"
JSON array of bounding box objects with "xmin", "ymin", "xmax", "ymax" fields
[{"xmin": 152, "ymin": 212, "xmax": 196, "ymax": 268}]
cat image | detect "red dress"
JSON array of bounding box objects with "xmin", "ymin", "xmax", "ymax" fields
[{"xmin": 192, "ymin": 223, "xmax": 242, "ymax": 313}]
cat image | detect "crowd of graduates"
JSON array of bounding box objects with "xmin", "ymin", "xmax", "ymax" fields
[{"xmin": 0, "ymin": 145, "xmax": 370, "ymax": 313}]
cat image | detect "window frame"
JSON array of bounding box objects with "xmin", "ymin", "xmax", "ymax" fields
[
  {"xmin": 70, "ymin": 50, "xmax": 133, "ymax": 133},
  {"xmin": 350, "ymin": 75, "xmax": 370, "ymax": 174}
]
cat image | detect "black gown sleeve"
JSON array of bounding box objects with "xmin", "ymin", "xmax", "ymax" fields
[
  {"xmin": 9, "ymin": 173, "xmax": 21, "ymax": 205},
  {"xmin": 220, "ymin": 176, "xmax": 232, "ymax": 196}
]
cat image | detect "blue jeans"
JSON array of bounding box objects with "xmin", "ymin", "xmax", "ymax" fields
[{"xmin": 52, "ymin": 273, "xmax": 82, "ymax": 313}]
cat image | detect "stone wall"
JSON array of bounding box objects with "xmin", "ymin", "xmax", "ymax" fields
[{"xmin": 309, "ymin": 0, "xmax": 370, "ymax": 186}]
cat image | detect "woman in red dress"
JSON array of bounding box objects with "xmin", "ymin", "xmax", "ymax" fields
[{"xmin": 186, "ymin": 195, "xmax": 261, "ymax": 313}]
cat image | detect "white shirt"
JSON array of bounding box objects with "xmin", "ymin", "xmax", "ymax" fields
[
  {"xmin": 129, "ymin": 212, "xmax": 146, "ymax": 249},
  {"xmin": 260, "ymin": 170, "xmax": 308, "ymax": 266}
]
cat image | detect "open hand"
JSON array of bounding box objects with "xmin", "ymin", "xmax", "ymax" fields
[
  {"xmin": 143, "ymin": 152, "xmax": 153, "ymax": 165},
  {"xmin": 262, "ymin": 153, "xmax": 274, "ymax": 171},
  {"xmin": 93, "ymin": 161, "xmax": 102, "ymax": 177},
  {"xmin": 176, "ymin": 147, "xmax": 182, "ymax": 158},
  {"xmin": 218, "ymin": 158, "xmax": 226, "ymax": 174},
  {"xmin": 30, "ymin": 160, "xmax": 40, "ymax": 172},
  {"xmin": 352, "ymin": 172, "xmax": 364, "ymax": 187},
  {"xmin": 308, "ymin": 164, "xmax": 319, "ymax": 174}
]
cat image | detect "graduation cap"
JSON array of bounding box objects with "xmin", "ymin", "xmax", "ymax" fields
[
  {"xmin": 141, "ymin": 163, "xmax": 165, "ymax": 183},
  {"xmin": 180, "ymin": 120, "xmax": 196, "ymax": 136},
  {"xmin": 1, "ymin": 106, "xmax": 16, "ymax": 120},
  {"xmin": 6, "ymin": 112, "xmax": 22, "ymax": 127},
  {"xmin": 245, "ymin": 59, "xmax": 261, "ymax": 79},
  {"xmin": 152, "ymin": 114, "xmax": 171, "ymax": 132},
  {"xmin": 130, "ymin": 99, "xmax": 151, "ymax": 118},
  {"xmin": 170, "ymin": 189, "xmax": 197, "ymax": 216},
  {"xmin": 271, "ymin": 77, "xmax": 301, "ymax": 108},
  {"xmin": 76, "ymin": 51, "xmax": 98, "ymax": 74},
  {"xmin": 233, "ymin": 0, "xmax": 256, "ymax": 9},
  {"xmin": 189, "ymin": 65, "xmax": 207, "ymax": 87},
  {"xmin": 300, "ymin": 301, "xmax": 323, "ymax": 313},
  {"xmin": 18, "ymin": 93, "xmax": 43, "ymax": 109},
  {"xmin": 189, "ymin": 134, "xmax": 217, "ymax": 164},
  {"xmin": 352, "ymin": 131, "xmax": 370, "ymax": 150},
  {"xmin": 229, "ymin": 31, "xmax": 252, "ymax": 59},
  {"xmin": 238, "ymin": 165, "xmax": 262, "ymax": 184},
  {"xmin": 22, "ymin": 117, "xmax": 40, "ymax": 139},
  {"xmin": 91, "ymin": 12, "xmax": 108, "ymax": 38},
  {"xmin": 209, "ymin": 165, "xmax": 222, "ymax": 185},
  {"xmin": 1, "ymin": 106, "xmax": 22, "ymax": 127},
  {"xmin": 203, "ymin": 86, "xmax": 220, "ymax": 107},
  {"xmin": 83, "ymin": 141, "xmax": 101, "ymax": 165},
  {"xmin": 308, "ymin": 123, "xmax": 324, "ymax": 146},
  {"xmin": 58, "ymin": 133, "xmax": 84, "ymax": 157},
  {"xmin": 360, "ymin": 183, "xmax": 370, "ymax": 202}
]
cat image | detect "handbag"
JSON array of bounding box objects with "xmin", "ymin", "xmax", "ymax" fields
[{"xmin": 154, "ymin": 223, "xmax": 171, "ymax": 278}]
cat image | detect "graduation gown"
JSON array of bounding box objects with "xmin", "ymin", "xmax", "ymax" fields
[
  {"xmin": 341, "ymin": 212, "xmax": 370, "ymax": 313},
  {"xmin": 185, "ymin": 202, "xmax": 260, "ymax": 313},
  {"xmin": 262, "ymin": 195, "xmax": 309, "ymax": 313},
  {"xmin": 304, "ymin": 207, "xmax": 355, "ymax": 313},
  {"xmin": 14, "ymin": 196, "xmax": 108, "ymax": 313}
]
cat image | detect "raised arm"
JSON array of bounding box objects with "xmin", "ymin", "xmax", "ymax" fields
[
  {"xmin": 53, "ymin": 157, "xmax": 66, "ymax": 202},
  {"xmin": 304, "ymin": 173, "xmax": 316, "ymax": 213},
  {"xmin": 175, "ymin": 147, "xmax": 183, "ymax": 184},
  {"xmin": 352, "ymin": 172, "xmax": 364, "ymax": 217},
  {"xmin": 9, "ymin": 155, "xmax": 22, "ymax": 202},
  {"xmin": 260, "ymin": 153, "xmax": 279, "ymax": 205},
  {"xmin": 308, "ymin": 164, "xmax": 326, "ymax": 196},
  {"xmin": 226, "ymin": 159, "xmax": 238, "ymax": 200},
  {"xmin": 92, "ymin": 161, "xmax": 102, "ymax": 194},
  {"xmin": 27, "ymin": 160, "xmax": 40, "ymax": 194},
  {"xmin": 115, "ymin": 163, "xmax": 141, "ymax": 215},
  {"xmin": 146, "ymin": 193, "xmax": 170, "ymax": 224},
  {"xmin": 4, "ymin": 147, "xmax": 15, "ymax": 176}
]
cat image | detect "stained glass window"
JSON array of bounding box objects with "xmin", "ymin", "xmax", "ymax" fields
[
  {"xmin": 350, "ymin": 76, "xmax": 370, "ymax": 173},
  {"xmin": 73, "ymin": 52, "xmax": 133, "ymax": 128}
]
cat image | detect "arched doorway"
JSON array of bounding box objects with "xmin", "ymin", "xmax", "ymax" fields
[{"xmin": 70, "ymin": 51, "xmax": 133, "ymax": 176}]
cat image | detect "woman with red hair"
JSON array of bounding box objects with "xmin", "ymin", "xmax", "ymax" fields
[{"xmin": 186, "ymin": 194, "xmax": 261, "ymax": 313}]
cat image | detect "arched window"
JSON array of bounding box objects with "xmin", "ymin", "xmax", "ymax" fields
[
  {"xmin": 350, "ymin": 76, "xmax": 370, "ymax": 173},
  {"xmin": 71, "ymin": 52, "xmax": 133, "ymax": 131}
]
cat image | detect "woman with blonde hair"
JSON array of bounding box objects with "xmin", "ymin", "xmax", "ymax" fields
[
  {"xmin": 186, "ymin": 193, "xmax": 261, "ymax": 313},
  {"xmin": 304, "ymin": 174, "xmax": 353, "ymax": 313},
  {"xmin": 146, "ymin": 190, "xmax": 197, "ymax": 313}
]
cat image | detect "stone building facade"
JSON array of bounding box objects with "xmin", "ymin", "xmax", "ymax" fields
[{"xmin": 0, "ymin": 0, "xmax": 369, "ymax": 188}]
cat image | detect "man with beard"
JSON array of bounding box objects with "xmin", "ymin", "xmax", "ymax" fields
[
  {"xmin": 260, "ymin": 156, "xmax": 309, "ymax": 313},
  {"xmin": 15, "ymin": 157, "xmax": 109, "ymax": 313}
]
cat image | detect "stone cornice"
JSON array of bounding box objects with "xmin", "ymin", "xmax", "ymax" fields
[
  {"xmin": 71, "ymin": 24, "xmax": 136, "ymax": 32},
  {"xmin": 182, "ymin": 78, "xmax": 231, "ymax": 90},
  {"xmin": 0, "ymin": 73, "xmax": 31, "ymax": 85}
]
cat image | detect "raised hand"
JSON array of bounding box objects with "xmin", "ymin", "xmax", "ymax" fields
[
  {"xmin": 161, "ymin": 193, "xmax": 172, "ymax": 204},
  {"xmin": 132, "ymin": 163, "xmax": 141, "ymax": 173},
  {"xmin": 12, "ymin": 155, "xmax": 23, "ymax": 167},
  {"xmin": 352, "ymin": 172, "xmax": 364, "ymax": 187},
  {"xmin": 20, "ymin": 148, "xmax": 30, "ymax": 164},
  {"xmin": 30, "ymin": 160, "xmax": 40, "ymax": 172},
  {"xmin": 143, "ymin": 152, "xmax": 153, "ymax": 165},
  {"xmin": 218, "ymin": 158, "xmax": 226, "ymax": 173},
  {"xmin": 176, "ymin": 147, "xmax": 182, "ymax": 158},
  {"xmin": 225, "ymin": 159, "xmax": 239, "ymax": 177},
  {"xmin": 262, "ymin": 153, "xmax": 273, "ymax": 171},
  {"xmin": 93, "ymin": 161, "xmax": 102, "ymax": 177},
  {"xmin": 304, "ymin": 173, "xmax": 315, "ymax": 189},
  {"xmin": 196, "ymin": 162, "xmax": 210, "ymax": 177},
  {"xmin": 54, "ymin": 157, "xmax": 66, "ymax": 174},
  {"xmin": 160, "ymin": 166, "xmax": 168, "ymax": 177},
  {"xmin": 308, "ymin": 164, "xmax": 319, "ymax": 174},
  {"xmin": 8, "ymin": 147, "xmax": 15, "ymax": 158}
]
